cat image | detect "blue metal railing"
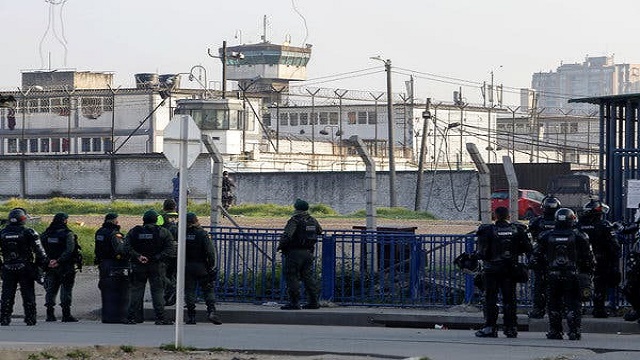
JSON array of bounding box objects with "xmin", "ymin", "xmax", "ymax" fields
[{"xmin": 206, "ymin": 226, "xmax": 632, "ymax": 308}]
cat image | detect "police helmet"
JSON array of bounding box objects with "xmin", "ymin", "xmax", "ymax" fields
[
  {"xmin": 8, "ymin": 208, "xmax": 28, "ymax": 224},
  {"xmin": 555, "ymin": 207, "xmax": 577, "ymax": 228},
  {"xmin": 541, "ymin": 196, "xmax": 561, "ymax": 216},
  {"xmin": 582, "ymin": 199, "xmax": 610, "ymax": 217}
]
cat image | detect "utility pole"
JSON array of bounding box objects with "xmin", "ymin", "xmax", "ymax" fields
[
  {"xmin": 385, "ymin": 60, "xmax": 397, "ymax": 207},
  {"xmin": 415, "ymin": 98, "xmax": 431, "ymax": 211}
]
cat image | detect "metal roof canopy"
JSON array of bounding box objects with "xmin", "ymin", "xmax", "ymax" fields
[{"xmin": 569, "ymin": 93, "xmax": 640, "ymax": 221}]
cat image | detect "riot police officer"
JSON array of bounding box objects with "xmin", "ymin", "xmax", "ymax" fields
[
  {"xmin": 474, "ymin": 206, "xmax": 532, "ymax": 338},
  {"xmin": 184, "ymin": 213, "xmax": 222, "ymax": 325},
  {"xmin": 527, "ymin": 196, "xmax": 561, "ymax": 319},
  {"xmin": 42, "ymin": 212, "xmax": 79, "ymax": 322},
  {"xmin": 0, "ymin": 208, "xmax": 48, "ymax": 326},
  {"xmin": 622, "ymin": 234, "xmax": 640, "ymax": 322},
  {"xmin": 125, "ymin": 210, "xmax": 175, "ymax": 325},
  {"xmin": 534, "ymin": 208, "xmax": 595, "ymax": 340},
  {"xmin": 94, "ymin": 212, "xmax": 129, "ymax": 323},
  {"xmin": 577, "ymin": 199, "xmax": 620, "ymax": 318},
  {"xmin": 158, "ymin": 199, "xmax": 178, "ymax": 307},
  {"xmin": 277, "ymin": 199, "xmax": 323, "ymax": 310}
]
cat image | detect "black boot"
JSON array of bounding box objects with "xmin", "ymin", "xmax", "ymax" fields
[
  {"xmin": 46, "ymin": 306, "xmax": 57, "ymax": 322},
  {"xmin": 207, "ymin": 305, "xmax": 222, "ymax": 325},
  {"xmin": 186, "ymin": 308, "xmax": 196, "ymax": 325},
  {"xmin": 61, "ymin": 306, "xmax": 78, "ymax": 323}
]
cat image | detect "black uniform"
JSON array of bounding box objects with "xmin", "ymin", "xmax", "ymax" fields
[
  {"xmin": 0, "ymin": 221, "xmax": 48, "ymax": 325},
  {"xmin": 277, "ymin": 208, "xmax": 323, "ymax": 310},
  {"xmin": 528, "ymin": 214, "xmax": 556, "ymax": 318},
  {"xmin": 41, "ymin": 219, "xmax": 78, "ymax": 322},
  {"xmin": 95, "ymin": 219, "xmax": 129, "ymax": 323},
  {"xmin": 474, "ymin": 219, "xmax": 532, "ymax": 338},
  {"xmin": 577, "ymin": 215, "xmax": 620, "ymax": 317},
  {"xmin": 534, "ymin": 211, "xmax": 595, "ymax": 340},
  {"xmin": 184, "ymin": 218, "xmax": 221, "ymax": 324},
  {"xmin": 125, "ymin": 221, "xmax": 175, "ymax": 324},
  {"xmin": 159, "ymin": 211, "xmax": 178, "ymax": 306},
  {"xmin": 222, "ymin": 172, "xmax": 236, "ymax": 210},
  {"xmin": 620, "ymin": 221, "xmax": 640, "ymax": 321}
]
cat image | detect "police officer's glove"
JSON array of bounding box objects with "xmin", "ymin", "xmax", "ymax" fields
[{"xmin": 613, "ymin": 221, "xmax": 625, "ymax": 232}]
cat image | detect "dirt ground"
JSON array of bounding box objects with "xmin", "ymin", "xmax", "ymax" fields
[{"xmin": 0, "ymin": 346, "xmax": 391, "ymax": 360}]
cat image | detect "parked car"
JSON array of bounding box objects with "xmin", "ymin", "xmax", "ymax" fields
[{"xmin": 491, "ymin": 189, "xmax": 545, "ymax": 220}]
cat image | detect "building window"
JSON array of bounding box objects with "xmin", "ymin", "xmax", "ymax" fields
[
  {"xmin": 299, "ymin": 113, "xmax": 308, "ymax": 125},
  {"xmin": 368, "ymin": 111, "xmax": 376, "ymax": 124},
  {"xmin": 319, "ymin": 112, "xmax": 329, "ymax": 125},
  {"xmin": 279, "ymin": 113, "xmax": 288, "ymax": 126},
  {"xmin": 329, "ymin": 112, "xmax": 338, "ymax": 125},
  {"xmin": 263, "ymin": 113, "xmax": 272, "ymax": 127},
  {"xmin": 7, "ymin": 139, "xmax": 17, "ymax": 153},
  {"xmin": 29, "ymin": 139, "xmax": 38, "ymax": 153},
  {"xmin": 19, "ymin": 139, "xmax": 27, "ymax": 153},
  {"xmin": 310, "ymin": 112, "xmax": 318, "ymax": 125},
  {"xmin": 92, "ymin": 138, "xmax": 101, "ymax": 152},
  {"xmin": 40, "ymin": 138, "xmax": 50, "ymax": 153},
  {"xmin": 357, "ymin": 111, "xmax": 367, "ymax": 124},
  {"xmin": 81, "ymin": 138, "xmax": 91, "ymax": 152},
  {"xmin": 104, "ymin": 138, "xmax": 112, "ymax": 153},
  {"xmin": 190, "ymin": 109, "xmax": 228, "ymax": 130},
  {"xmin": 61, "ymin": 138, "xmax": 69, "ymax": 153},
  {"xmin": 348, "ymin": 112, "xmax": 356, "ymax": 124},
  {"xmin": 52, "ymin": 138, "xmax": 61, "ymax": 152},
  {"xmin": 570, "ymin": 122, "xmax": 578, "ymax": 133},
  {"xmin": 290, "ymin": 113, "xmax": 299, "ymax": 126}
]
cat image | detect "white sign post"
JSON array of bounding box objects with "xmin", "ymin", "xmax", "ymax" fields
[{"xmin": 163, "ymin": 115, "xmax": 201, "ymax": 347}]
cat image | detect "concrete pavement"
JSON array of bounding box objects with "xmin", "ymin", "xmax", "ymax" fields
[{"xmin": 7, "ymin": 266, "xmax": 640, "ymax": 335}]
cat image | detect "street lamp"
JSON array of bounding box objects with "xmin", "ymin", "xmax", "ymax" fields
[
  {"xmin": 370, "ymin": 56, "xmax": 397, "ymax": 207},
  {"xmin": 207, "ymin": 40, "xmax": 244, "ymax": 99},
  {"xmin": 188, "ymin": 65, "xmax": 210, "ymax": 98}
]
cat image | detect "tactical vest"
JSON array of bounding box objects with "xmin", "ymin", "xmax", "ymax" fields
[
  {"xmin": 530, "ymin": 217, "xmax": 555, "ymax": 239},
  {"xmin": 42, "ymin": 228, "xmax": 70, "ymax": 260},
  {"xmin": 547, "ymin": 231, "xmax": 578, "ymax": 272},
  {"xmin": 579, "ymin": 221, "xmax": 615, "ymax": 261},
  {"xmin": 489, "ymin": 223, "xmax": 517, "ymax": 262},
  {"xmin": 95, "ymin": 226, "xmax": 118, "ymax": 261},
  {"xmin": 0, "ymin": 226, "xmax": 31, "ymax": 266},
  {"xmin": 185, "ymin": 228, "xmax": 204, "ymax": 262},
  {"xmin": 292, "ymin": 215, "xmax": 318, "ymax": 248},
  {"xmin": 128, "ymin": 225, "xmax": 162, "ymax": 258}
]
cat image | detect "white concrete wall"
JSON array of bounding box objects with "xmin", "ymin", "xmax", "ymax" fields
[{"xmin": 0, "ymin": 155, "xmax": 480, "ymax": 220}]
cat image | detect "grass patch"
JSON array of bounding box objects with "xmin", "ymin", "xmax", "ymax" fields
[
  {"xmin": 1, "ymin": 198, "xmax": 433, "ymax": 220},
  {"xmin": 65, "ymin": 349, "xmax": 90, "ymax": 359},
  {"xmin": 119, "ymin": 345, "xmax": 135, "ymax": 353}
]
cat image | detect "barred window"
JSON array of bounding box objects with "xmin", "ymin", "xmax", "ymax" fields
[{"xmin": 329, "ymin": 112, "xmax": 338, "ymax": 125}]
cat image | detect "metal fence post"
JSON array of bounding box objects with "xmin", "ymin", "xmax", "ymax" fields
[
  {"xmin": 464, "ymin": 235, "xmax": 476, "ymax": 303},
  {"xmin": 321, "ymin": 235, "xmax": 336, "ymax": 301},
  {"xmin": 409, "ymin": 236, "xmax": 423, "ymax": 300}
]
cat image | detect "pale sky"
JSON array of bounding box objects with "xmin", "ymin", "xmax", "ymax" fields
[{"xmin": 1, "ymin": 0, "xmax": 639, "ymax": 107}]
